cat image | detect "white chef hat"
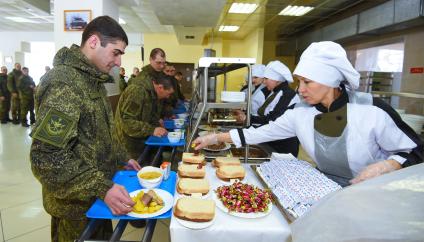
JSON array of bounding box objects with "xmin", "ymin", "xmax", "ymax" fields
[
  {"xmin": 293, "ymin": 41, "xmax": 359, "ymax": 89},
  {"xmin": 263, "ymin": 61, "xmax": 293, "ymax": 83},
  {"xmin": 252, "ymin": 64, "xmax": 265, "ymax": 78}
]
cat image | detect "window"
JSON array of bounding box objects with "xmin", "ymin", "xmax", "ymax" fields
[
  {"xmin": 24, "ymin": 42, "xmax": 55, "ymax": 85},
  {"xmin": 355, "ymin": 42, "xmax": 404, "ymax": 72}
]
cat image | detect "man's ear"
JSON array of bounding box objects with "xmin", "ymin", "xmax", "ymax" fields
[{"xmin": 87, "ymin": 35, "xmax": 99, "ymax": 49}]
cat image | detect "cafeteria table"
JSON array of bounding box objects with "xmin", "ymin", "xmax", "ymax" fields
[
  {"xmin": 170, "ymin": 163, "xmax": 292, "ymax": 242},
  {"xmin": 78, "ymin": 170, "xmax": 177, "ymax": 242}
]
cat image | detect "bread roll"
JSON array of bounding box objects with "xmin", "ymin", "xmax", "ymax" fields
[
  {"xmin": 177, "ymin": 178, "xmax": 209, "ymax": 195},
  {"xmin": 178, "ymin": 163, "xmax": 206, "ymax": 178},
  {"xmin": 173, "ymin": 197, "xmax": 215, "ymax": 222},
  {"xmin": 216, "ymin": 165, "xmax": 246, "ymax": 181},
  {"xmin": 182, "ymin": 152, "xmax": 205, "ymax": 164},
  {"xmin": 212, "ymin": 157, "xmax": 241, "ymax": 167}
]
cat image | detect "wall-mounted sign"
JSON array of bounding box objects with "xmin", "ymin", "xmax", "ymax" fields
[{"xmin": 410, "ymin": 67, "xmax": 423, "ymax": 74}]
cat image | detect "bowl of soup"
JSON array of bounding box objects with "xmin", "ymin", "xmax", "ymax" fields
[
  {"xmin": 173, "ymin": 119, "xmax": 185, "ymax": 128},
  {"xmin": 168, "ymin": 131, "xmax": 182, "ymax": 143},
  {"xmin": 137, "ymin": 166, "xmax": 163, "ymax": 188}
]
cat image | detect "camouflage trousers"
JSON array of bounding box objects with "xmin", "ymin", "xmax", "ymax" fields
[
  {"xmin": 51, "ymin": 216, "xmax": 112, "ymax": 242},
  {"xmin": 10, "ymin": 95, "xmax": 20, "ymax": 121},
  {"xmin": 0, "ymin": 95, "xmax": 11, "ymax": 121},
  {"xmin": 20, "ymin": 96, "xmax": 35, "ymax": 123}
]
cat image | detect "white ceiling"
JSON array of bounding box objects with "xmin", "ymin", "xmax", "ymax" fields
[{"xmin": 0, "ymin": 0, "xmax": 388, "ymax": 44}]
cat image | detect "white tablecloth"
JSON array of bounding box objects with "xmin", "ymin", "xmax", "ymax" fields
[{"xmin": 170, "ymin": 163, "xmax": 291, "ymax": 242}]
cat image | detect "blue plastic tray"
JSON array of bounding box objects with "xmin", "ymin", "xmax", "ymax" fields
[
  {"xmin": 145, "ymin": 136, "xmax": 185, "ymax": 147},
  {"xmin": 86, "ymin": 171, "xmax": 177, "ymax": 220},
  {"xmin": 164, "ymin": 120, "xmax": 187, "ymax": 130},
  {"xmin": 172, "ymin": 106, "xmax": 187, "ymax": 114}
]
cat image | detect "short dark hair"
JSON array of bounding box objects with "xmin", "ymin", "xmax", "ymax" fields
[
  {"xmin": 175, "ymin": 71, "xmax": 183, "ymax": 76},
  {"xmin": 150, "ymin": 48, "xmax": 166, "ymax": 59},
  {"xmin": 81, "ymin": 16, "xmax": 128, "ymax": 47},
  {"xmin": 152, "ymin": 73, "xmax": 174, "ymax": 90},
  {"xmin": 22, "ymin": 67, "xmax": 28, "ymax": 71}
]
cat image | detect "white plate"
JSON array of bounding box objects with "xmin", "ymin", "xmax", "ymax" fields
[
  {"xmin": 203, "ymin": 143, "xmax": 231, "ymax": 152},
  {"xmin": 174, "ymin": 216, "xmax": 214, "ymax": 230},
  {"xmin": 221, "ymin": 97, "xmax": 245, "ymax": 103},
  {"xmin": 127, "ymin": 189, "xmax": 174, "ymax": 218},
  {"xmin": 198, "ymin": 125, "xmax": 221, "ymax": 131},
  {"xmin": 212, "ymin": 192, "xmax": 272, "ymax": 219},
  {"xmin": 198, "ymin": 131, "xmax": 212, "ymax": 137}
]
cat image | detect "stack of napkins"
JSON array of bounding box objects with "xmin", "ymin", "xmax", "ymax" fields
[{"xmin": 258, "ymin": 158, "xmax": 341, "ymax": 218}]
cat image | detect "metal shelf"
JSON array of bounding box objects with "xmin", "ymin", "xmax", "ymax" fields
[
  {"xmin": 198, "ymin": 102, "xmax": 247, "ymax": 110},
  {"xmin": 185, "ymin": 57, "xmax": 256, "ymax": 163},
  {"xmin": 372, "ymin": 91, "xmax": 424, "ymax": 99}
]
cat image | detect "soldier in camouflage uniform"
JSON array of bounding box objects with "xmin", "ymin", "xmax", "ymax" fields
[
  {"xmin": 118, "ymin": 67, "xmax": 127, "ymax": 92},
  {"xmin": 128, "ymin": 48, "xmax": 176, "ymax": 119},
  {"xmin": 127, "ymin": 48, "xmax": 166, "ymax": 86},
  {"xmin": 114, "ymin": 72, "xmax": 174, "ymax": 161},
  {"xmin": 126, "ymin": 67, "xmax": 139, "ymax": 85},
  {"xmin": 30, "ymin": 16, "xmax": 141, "ymax": 242},
  {"xmin": 0, "ymin": 66, "xmax": 11, "ymax": 123},
  {"xmin": 7, "ymin": 63, "xmax": 22, "ymax": 124},
  {"xmin": 164, "ymin": 63, "xmax": 186, "ymax": 102},
  {"xmin": 17, "ymin": 67, "xmax": 36, "ymax": 127}
]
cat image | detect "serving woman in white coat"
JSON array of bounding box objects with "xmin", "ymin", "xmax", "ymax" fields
[
  {"xmin": 236, "ymin": 60, "xmax": 301, "ymax": 156},
  {"xmin": 194, "ymin": 41, "xmax": 423, "ymax": 187},
  {"xmin": 239, "ymin": 64, "xmax": 270, "ymax": 116}
]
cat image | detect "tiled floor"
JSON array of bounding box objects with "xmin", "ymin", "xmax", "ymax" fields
[{"xmin": 0, "ymin": 123, "xmax": 170, "ymax": 242}]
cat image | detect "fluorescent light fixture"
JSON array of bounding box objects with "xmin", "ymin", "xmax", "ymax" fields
[
  {"xmin": 229, "ymin": 3, "xmax": 258, "ymax": 14},
  {"xmin": 119, "ymin": 18, "xmax": 126, "ymax": 24},
  {"xmin": 5, "ymin": 16, "xmax": 38, "ymax": 23},
  {"xmin": 219, "ymin": 25, "xmax": 240, "ymax": 32},
  {"xmin": 279, "ymin": 5, "xmax": 314, "ymax": 16}
]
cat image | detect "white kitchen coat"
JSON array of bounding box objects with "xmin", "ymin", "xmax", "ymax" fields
[
  {"xmin": 261, "ymin": 89, "xmax": 300, "ymax": 116},
  {"xmin": 250, "ymin": 84, "xmax": 267, "ymax": 116},
  {"xmin": 230, "ymin": 101, "xmax": 416, "ymax": 176}
]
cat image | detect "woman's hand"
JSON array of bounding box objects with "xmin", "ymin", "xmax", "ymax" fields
[
  {"xmin": 233, "ymin": 110, "xmax": 246, "ymax": 123},
  {"xmin": 193, "ymin": 134, "xmax": 219, "ymax": 150},
  {"xmin": 350, "ymin": 159, "xmax": 401, "ymax": 184}
]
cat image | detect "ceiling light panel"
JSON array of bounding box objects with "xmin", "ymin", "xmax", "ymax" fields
[
  {"xmin": 5, "ymin": 16, "xmax": 38, "ymax": 23},
  {"xmin": 219, "ymin": 25, "xmax": 239, "ymax": 32},
  {"xmin": 278, "ymin": 5, "xmax": 314, "ymax": 16},
  {"xmin": 228, "ymin": 3, "xmax": 258, "ymax": 14}
]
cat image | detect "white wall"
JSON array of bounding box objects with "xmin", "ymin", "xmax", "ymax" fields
[
  {"xmin": 53, "ymin": 0, "xmax": 104, "ymax": 51},
  {"xmin": 0, "ymin": 31, "xmax": 53, "ymax": 70}
]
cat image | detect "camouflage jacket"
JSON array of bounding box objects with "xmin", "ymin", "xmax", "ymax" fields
[
  {"xmin": 127, "ymin": 65, "xmax": 174, "ymax": 118},
  {"xmin": 119, "ymin": 74, "xmax": 127, "ymax": 92},
  {"xmin": 7, "ymin": 69, "xmax": 22, "ymax": 93},
  {"xmin": 114, "ymin": 79, "xmax": 163, "ymax": 159},
  {"xmin": 0, "ymin": 73, "xmax": 10, "ymax": 97},
  {"xmin": 30, "ymin": 44, "xmax": 127, "ymax": 220},
  {"xmin": 17, "ymin": 75, "xmax": 35, "ymax": 97},
  {"xmin": 127, "ymin": 65, "xmax": 160, "ymax": 86}
]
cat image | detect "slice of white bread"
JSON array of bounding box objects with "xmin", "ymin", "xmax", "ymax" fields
[
  {"xmin": 173, "ymin": 197, "xmax": 215, "ymax": 222},
  {"xmin": 182, "ymin": 153, "xmax": 205, "ymax": 164},
  {"xmin": 216, "ymin": 165, "xmax": 246, "ymax": 181},
  {"xmin": 212, "ymin": 157, "xmax": 241, "ymax": 167},
  {"xmin": 177, "ymin": 178, "xmax": 210, "ymax": 195},
  {"xmin": 178, "ymin": 163, "xmax": 206, "ymax": 178}
]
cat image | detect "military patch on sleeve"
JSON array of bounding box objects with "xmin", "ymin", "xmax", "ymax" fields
[{"xmin": 32, "ymin": 109, "xmax": 77, "ymax": 148}]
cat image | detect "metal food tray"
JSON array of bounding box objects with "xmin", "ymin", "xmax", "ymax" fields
[{"xmin": 250, "ymin": 164, "xmax": 298, "ymax": 223}]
